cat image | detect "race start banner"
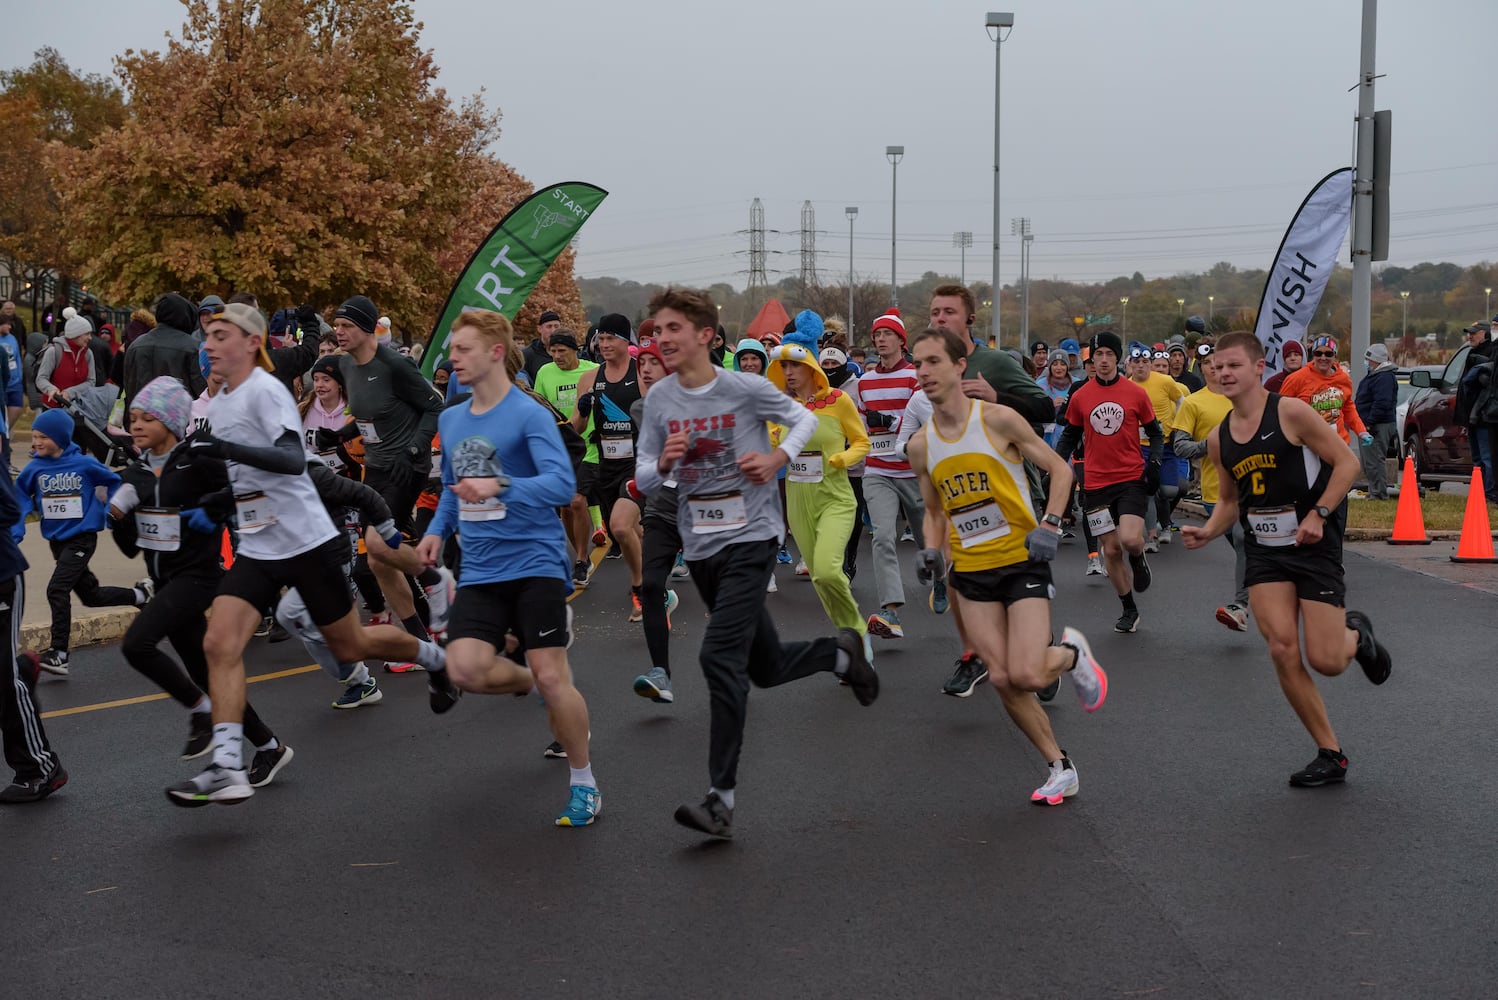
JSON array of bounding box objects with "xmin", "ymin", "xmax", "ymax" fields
[
  {"xmin": 1251, "ymin": 167, "xmax": 1353, "ymax": 382},
  {"xmin": 421, "ymin": 181, "xmax": 608, "ymax": 377}
]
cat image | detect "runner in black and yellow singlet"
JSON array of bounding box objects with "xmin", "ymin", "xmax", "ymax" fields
[
  {"xmin": 1183, "ymin": 333, "xmax": 1392, "ymax": 790},
  {"xmin": 906, "ymin": 326, "xmax": 1108, "ymax": 809}
]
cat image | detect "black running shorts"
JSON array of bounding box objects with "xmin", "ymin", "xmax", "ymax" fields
[
  {"xmin": 949, "ymin": 562, "xmax": 1055, "ymax": 607},
  {"xmin": 363, "ymin": 464, "xmax": 426, "ymax": 536},
  {"xmin": 219, "ymin": 536, "xmax": 353, "ymax": 626},
  {"xmin": 1082, "ymin": 479, "xmax": 1150, "ymax": 524},
  {"xmin": 575, "ymin": 461, "xmax": 599, "ymax": 503},
  {"xmin": 447, "ymin": 577, "xmax": 572, "ymax": 650},
  {"xmin": 595, "ymin": 463, "xmax": 634, "ymax": 525}
]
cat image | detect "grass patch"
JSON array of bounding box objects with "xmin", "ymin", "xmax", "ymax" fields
[{"xmin": 1345, "ymin": 493, "xmax": 1483, "ymax": 532}]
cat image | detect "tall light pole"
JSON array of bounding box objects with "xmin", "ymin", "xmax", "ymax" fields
[
  {"xmin": 846, "ymin": 207, "xmax": 858, "ymax": 338},
  {"xmin": 885, "ymin": 146, "xmax": 903, "ymax": 307},
  {"xmin": 953, "ymin": 231, "xmax": 973, "ymax": 286},
  {"xmin": 1120, "ymin": 296, "xmax": 1130, "ymax": 338},
  {"xmin": 986, "ymin": 11, "xmax": 1014, "ymax": 348},
  {"xmin": 1177, "ymin": 298, "xmax": 1185, "ymax": 318},
  {"xmin": 1486, "ymin": 286, "xmax": 1492, "ymax": 322},
  {"xmin": 1208, "ymin": 295, "xmax": 1215, "ymax": 324},
  {"xmin": 1399, "ymin": 290, "xmax": 1409, "ymax": 339}
]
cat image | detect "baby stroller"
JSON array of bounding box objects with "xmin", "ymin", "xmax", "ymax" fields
[{"xmin": 62, "ymin": 383, "xmax": 136, "ymax": 469}]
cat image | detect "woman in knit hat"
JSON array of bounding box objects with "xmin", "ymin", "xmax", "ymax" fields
[
  {"xmin": 106, "ymin": 376, "xmax": 285, "ymax": 761},
  {"xmin": 36, "ymin": 307, "xmax": 98, "ymax": 407},
  {"xmin": 299, "ymin": 355, "xmax": 351, "ymax": 472},
  {"xmin": 733, "ymin": 338, "xmax": 768, "ymax": 375},
  {"xmin": 768, "ymin": 343, "xmax": 872, "ymax": 656}
]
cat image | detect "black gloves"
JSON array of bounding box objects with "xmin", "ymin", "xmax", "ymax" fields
[
  {"xmin": 1143, "ymin": 460, "xmax": 1161, "ymax": 495},
  {"xmin": 866, "ymin": 410, "xmax": 895, "ymax": 430}
]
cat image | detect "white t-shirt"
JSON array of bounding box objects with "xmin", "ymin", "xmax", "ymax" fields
[{"xmin": 205, "ymin": 368, "xmax": 337, "ymax": 560}]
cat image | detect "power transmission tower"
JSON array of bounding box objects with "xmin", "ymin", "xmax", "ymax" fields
[
  {"xmin": 800, "ymin": 200, "xmax": 817, "ymax": 294},
  {"xmin": 748, "ymin": 197, "xmax": 768, "ymax": 307}
]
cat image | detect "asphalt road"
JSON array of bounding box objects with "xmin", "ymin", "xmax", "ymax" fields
[{"xmin": 7, "ymin": 529, "xmax": 1496, "ymax": 999}]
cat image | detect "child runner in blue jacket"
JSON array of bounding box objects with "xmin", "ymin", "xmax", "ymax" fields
[{"xmin": 14, "ymin": 408, "xmax": 146, "ymax": 675}]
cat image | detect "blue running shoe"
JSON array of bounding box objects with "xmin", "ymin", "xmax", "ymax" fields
[
  {"xmin": 556, "ymin": 784, "xmax": 602, "ymax": 827},
  {"xmin": 929, "ymin": 577, "xmax": 949, "ymax": 615},
  {"xmin": 776, "ymin": 545, "xmax": 793, "ymax": 565}
]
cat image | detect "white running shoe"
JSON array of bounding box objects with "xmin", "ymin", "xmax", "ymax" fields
[
  {"xmin": 670, "ymin": 554, "xmax": 691, "ymax": 580},
  {"xmin": 1085, "ymin": 554, "xmax": 1106, "ymax": 577},
  {"xmin": 1030, "ymin": 758, "xmax": 1079, "ymax": 806},
  {"xmin": 794, "ymin": 560, "xmax": 809, "ymax": 577},
  {"xmin": 166, "ymin": 764, "xmax": 253, "ymax": 807},
  {"xmin": 1061, "ymin": 626, "xmax": 1107, "ymax": 712},
  {"xmin": 1159, "ymin": 528, "xmax": 1174, "ymax": 545},
  {"xmin": 424, "ymin": 567, "xmax": 456, "ymax": 633},
  {"xmin": 1215, "ymin": 603, "xmax": 1249, "ymax": 632},
  {"xmin": 767, "ymin": 575, "xmax": 778, "ymax": 593},
  {"xmin": 1143, "ymin": 535, "xmax": 1160, "ymax": 553}
]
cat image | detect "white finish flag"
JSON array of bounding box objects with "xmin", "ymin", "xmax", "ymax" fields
[{"xmin": 1252, "ymin": 167, "xmax": 1354, "ymax": 382}]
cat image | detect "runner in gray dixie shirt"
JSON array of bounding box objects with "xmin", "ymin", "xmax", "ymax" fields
[{"xmin": 632, "ymin": 287, "xmax": 878, "ymax": 842}]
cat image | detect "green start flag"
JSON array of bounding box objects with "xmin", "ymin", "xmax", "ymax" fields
[{"xmin": 421, "ymin": 181, "xmax": 608, "ymax": 378}]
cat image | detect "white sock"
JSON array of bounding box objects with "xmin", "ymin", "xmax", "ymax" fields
[
  {"xmin": 134, "ymin": 586, "xmax": 149, "ymax": 606},
  {"xmin": 340, "ymin": 662, "xmax": 370, "ymax": 686},
  {"xmin": 255, "ymin": 737, "xmax": 278, "ymax": 752},
  {"xmin": 211, "ymin": 723, "xmax": 244, "ymax": 770},
  {"xmin": 569, "ymin": 764, "xmax": 595, "ymax": 789},
  {"xmin": 414, "ymin": 639, "xmax": 446, "ymax": 672},
  {"xmin": 711, "ymin": 786, "xmax": 735, "ymax": 810},
  {"xmin": 834, "ymin": 649, "xmax": 850, "ymax": 675},
  {"xmin": 189, "ymin": 696, "xmax": 211, "ymax": 715}
]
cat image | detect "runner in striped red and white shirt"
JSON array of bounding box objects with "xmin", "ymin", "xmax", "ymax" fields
[{"xmin": 857, "ymin": 308, "xmax": 941, "ymax": 639}]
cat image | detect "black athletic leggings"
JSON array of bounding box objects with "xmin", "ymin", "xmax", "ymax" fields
[
  {"xmin": 638, "ymin": 513, "xmax": 680, "ymax": 676},
  {"xmin": 121, "ymin": 573, "xmax": 275, "ymax": 747},
  {"xmin": 844, "ymin": 476, "xmax": 867, "ymax": 574}
]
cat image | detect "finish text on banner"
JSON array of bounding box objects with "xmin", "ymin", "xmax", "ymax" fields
[{"xmin": 1251, "ymin": 167, "xmax": 1353, "ymax": 382}]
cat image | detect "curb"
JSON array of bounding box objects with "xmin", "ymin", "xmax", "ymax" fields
[{"xmin": 20, "ymin": 608, "xmax": 138, "ymax": 653}]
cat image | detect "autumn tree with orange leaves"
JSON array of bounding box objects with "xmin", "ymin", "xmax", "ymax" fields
[{"xmin": 49, "ymin": 0, "xmax": 584, "ymax": 341}]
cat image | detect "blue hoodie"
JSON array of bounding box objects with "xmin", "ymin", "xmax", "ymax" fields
[{"xmin": 15, "ymin": 442, "xmax": 121, "ymax": 541}]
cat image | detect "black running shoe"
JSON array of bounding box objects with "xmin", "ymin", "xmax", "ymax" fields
[
  {"xmin": 1289, "ymin": 747, "xmax": 1347, "ymax": 787},
  {"xmin": 0, "ymin": 762, "xmax": 67, "ymax": 804},
  {"xmin": 1129, "ymin": 552, "xmax": 1151, "ymax": 593},
  {"xmin": 835, "ymin": 628, "xmax": 879, "ymax": 706},
  {"xmin": 266, "ymin": 621, "xmax": 291, "ymax": 644},
  {"xmin": 1114, "ymin": 608, "xmax": 1140, "ymax": 633},
  {"xmin": 572, "ymin": 559, "xmax": 591, "ymax": 589},
  {"xmin": 942, "ymin": 653, "xmax": 989, "ymax": 698},
  {"xmin": 248, "ymin": 744, "xmax": 294, "ymax": 788},
  {"xmin": 182, "ymin": 713, "xmax": 213, "ymax": 761},
  {"xmin": 606, "ymin": 540, "xmax": 623, "ymax": 560},
  {"xmin": 543, "ymin": 740, "xmax": 567, "ymax": 759},
  {"xmin": 674, "ymin": 792, "xmax": 733, "ymax": 839},
  {"xmin": 1345, "ymin": 610, "xmax": 1392, "ymax": 685},
  {"xmin": 428, "ymin": 670, "xmax": 462, "ymax": 714},
  {"xmin": 254, "ymin": 616, "xmax": 274, "ymax": 638},
  {"xmin": 1037, "ymin": 678, "xmax": 1061, "ymax": 703}
]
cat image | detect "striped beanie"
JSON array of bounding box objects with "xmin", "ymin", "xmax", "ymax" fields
[{"xmin": 870, "ymin": 308, "xmax": 906, "ymax": 344}]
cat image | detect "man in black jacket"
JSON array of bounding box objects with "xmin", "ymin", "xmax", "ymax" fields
[
  {"xmin": 1354, "ymin": 344, "xmax": 1398, "ymax": 500},
  {"xmin": 521, "ymin": 309, "xmax": 562, "ymax": 385},
  {"xmin": 123, "ymin": 293, "xmax": 208, "ymax": 411},
  {"xmin": 1456, "ymin": 321, "xmax": 1498, "ymax": 498}
]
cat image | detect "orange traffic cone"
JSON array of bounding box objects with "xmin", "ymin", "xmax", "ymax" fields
[
  {"xmin": 1451, "ymin": 468, "xmax": 1498, "ymax": 563},
  {"xmin": 220, "ymin": 528, "xmax": 235, "ymax": 570},
  {"xmin": 1388, "ymin": 456, "xmax": 1430, "ymax": 545}
]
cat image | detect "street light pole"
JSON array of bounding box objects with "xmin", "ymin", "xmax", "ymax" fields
[
  {"xmin": 1120, "ymin": 296, "xmax": 1129, "ymax": 338},
  {"xmin": 1399, "ymin": 290, "xmax": 1409, "ymax": 339},
  {"xmin": 986, "ymin": 11, "xmax": 1014, "ymax": 348},
  {"xmin": 1177, "ymin": 298, "xmax": 1185, "ymax": 318},
  {"xmin": 885, "ymin": 146, "xmax": 903, "ymax": 307},
  {"xmin": 953, "ymin": 231, "xmax": 973, "ymax": 286},
  {"xmin": 846, "ymin": 207, "xmax": 858, "ymax": 339},
  {"xmin": 1486, "ymin": 286, "xmax": 1492, "ymax": 322},
  {"xmin": 1011, "ymin": 217, "xmax": 1032, "ymax": 351},
  {"xmin": 1208, "ymin": 295, "xmax": 1215, "ymax": 324}
]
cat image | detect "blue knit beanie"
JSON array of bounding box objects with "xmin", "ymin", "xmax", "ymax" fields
[
  {"xmin": 32, "ymin": 408, "xmax": 75, "ymax": 449},
  {"xmin": 785, "ymin": 310, "xmax": 823, "ymax": 351}
]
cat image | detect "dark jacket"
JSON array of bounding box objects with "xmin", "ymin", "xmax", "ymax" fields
[
  {"xmin": 522, "ymin": 337, "xmax": 552, "ymax": 385},
  {"xmin": 268, "ymin": 336, "xmax": 319, "ymax": 398},
  {"xmin": 0, "ymin": 473, "xmax": 28, "ymax": 581},
  {"xmin": 122, "ymin": 294, "xmax": 207, "ymax": 410},
  {"xmin": 1455, "ymin": 341, "xmax": 1498, "ymax": 427},
  {"xmin": 1354, "ymin": 364, "xmax": 1398, "ymax": 426},
  {"xmin": 88, "ymin": 335, "xmax": 111, "ymax": 386},
  {"xmin": 110, "ymin": 442, "xmax": 231, "ymax": 583}
]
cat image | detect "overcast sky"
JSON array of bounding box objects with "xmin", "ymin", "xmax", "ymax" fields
[{"xmin": 8, "ymin": 1, "xmax": 1496, "ymax": 290}]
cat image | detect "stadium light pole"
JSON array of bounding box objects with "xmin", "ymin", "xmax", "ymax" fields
[
  {"xmin": 885, "ymin": 147, "xmax": 903, "ymax": 307},
  {"xmin": 1485, "ymin": 286, "xmax": 1492, "ymax": 322},
  {"xmin": 1399, "ymin": 290, "xmax": 1409, "ymax": 338},
  {"xmin": 1177, "ymin": 297, "xmax": 1185, "ymax": 317},
  {"xmin": 986, "ymin": 11, "xmax": 1015, "ymax": 347},
  {"xmin": 1120, "ymin": 296, "xmax": 1130, "ymax": 338},
  {"xmin": 846, "ymin": 207, "xmax": 858, "ymax": 338},
  {"xmin": 953, "ymin": 230, "xmax": 973, "ymax": 286},
  {"xmin": 1208, "ymin": 295, "xmax": 1215, "ymax": 323}
]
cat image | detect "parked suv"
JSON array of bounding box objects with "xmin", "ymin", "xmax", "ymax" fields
[{"xmin": 1403, "ymin": 345, "xmax": 1472, "ymax": 483}]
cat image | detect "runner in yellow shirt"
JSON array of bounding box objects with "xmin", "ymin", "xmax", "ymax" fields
[{"xmin": 1128, "ymin": 344, "xmax": 1186, "ymax": 550}]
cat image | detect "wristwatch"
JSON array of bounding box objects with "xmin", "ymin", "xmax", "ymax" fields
[
  {"xmin": 1314, "ymin": 505, "xmax": 1332, "ymax": 519},
  {"xmin": 1042, "ymin": 513, "xmax": 1063, "ymax": 528}
]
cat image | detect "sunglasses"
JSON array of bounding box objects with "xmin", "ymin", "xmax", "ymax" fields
[{"xmin": 1312, "ymin": 350, "xmax": 1337, "ymax": 359}]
